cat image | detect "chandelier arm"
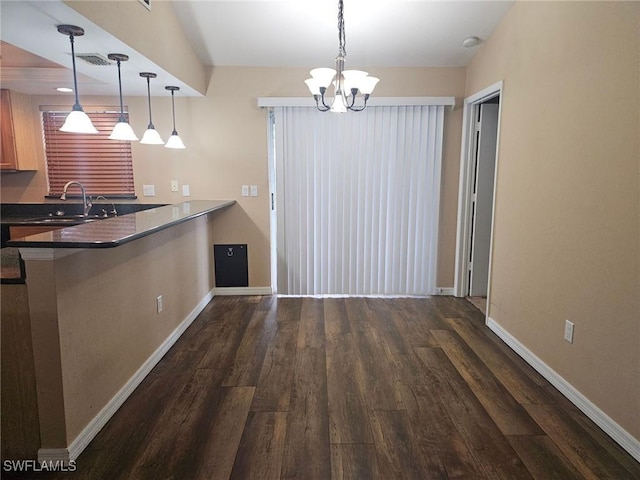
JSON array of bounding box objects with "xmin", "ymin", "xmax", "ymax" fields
[
  {"xmin": 318, "ymin": 87, "xmax": 332, "ymax": 111},
  {"xmin": 315, "ymin": 99, "xmax": 330, "ymax": 112},
  {"xmin": 347, "ymin": 93, "xmax": 370, "ymax": 112}
]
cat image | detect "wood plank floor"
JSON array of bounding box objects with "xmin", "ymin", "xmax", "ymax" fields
[{"xmin": 15, "ymin": 296, "xmax": 640, "ymax": 479}]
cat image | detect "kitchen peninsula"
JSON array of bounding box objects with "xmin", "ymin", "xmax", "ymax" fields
[{"xmin": 3, "ymin": 200, "xmax": 235, "ymax": 463}]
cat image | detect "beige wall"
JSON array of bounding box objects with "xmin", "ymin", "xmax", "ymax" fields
[
  {"xmin": 466, "ymin": 1, "xmax": 639, "ymax": 439},
  {"xmin": 24, "ymin": 214, "xmax": 218, "ymax": 446},
  {"xmin": 64, "ymin": 0, "xmax": 206, "ymax": 94},
  {"xmin": 1, "ymin": 67, "xmax": 466, "ymax": 288}
]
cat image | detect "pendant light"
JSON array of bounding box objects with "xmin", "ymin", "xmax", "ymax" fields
[
  {"xmin": 139, "ymin": 72, "xmax": 164, "ymax": 144},
  {"xmin": 56, "ymin": 25, "xmax": 98, "ymax": 133},
  {"xmin": 304, "ymin": 0, "xmax": 379, "ymax": 112},
  {"xmin": 164, "ymin": 86, "xmax": 185, "ymax": 149},
  {"xmin": 108, "ymin": 54, "xmax": 138, "ymax": 141}
]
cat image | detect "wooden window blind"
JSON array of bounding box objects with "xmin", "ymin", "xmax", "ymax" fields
[{"xmin": 43, "ymin": 110, "xmax": 135, "ymax": 197}]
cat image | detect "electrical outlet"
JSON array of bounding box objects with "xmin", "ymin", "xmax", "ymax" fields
[
  {"xmin": 143, "ymin": 184, "xmax": 156, "ymax": 196},
  {"xmin": 156, "ymin": 295, "xmax": 163, "ymax": 313},
  {"xmin": 241, "ymin": 185, "xmax": 249, "ymax": 197},
  {"xmin": 250, "ymin": 185, "xmax": 258, "ymax": 197},
  {"xmin": 564, "ymin": 320, "xmax": 574, "ymax": 343},
  {"xmin": 170, "ymin": 180, "xmax": 179, "ymax": 192}
]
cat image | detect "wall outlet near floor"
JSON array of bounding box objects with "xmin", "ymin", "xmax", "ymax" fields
[
  {"xmin": 564, "ymin": 319, "xmax": 574, "ymax": 343},
  {"xmin": 156, "ymin": 295, "xmax": 163, "ymax": 314}
]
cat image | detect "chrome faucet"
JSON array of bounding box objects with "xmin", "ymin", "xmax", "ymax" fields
[
  {"xmin": 61, "ymin": 181, "xmax": 92, "ymax": 216},
  {"xmin": 94, "ymin": 196, "xmax": 118, "ymax": 217}
]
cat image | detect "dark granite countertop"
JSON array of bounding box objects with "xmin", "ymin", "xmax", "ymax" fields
[
  {"xmin": 1, "ymin": 202, "xmax": 167, "ymax": 225},
  {"xmin": 7, "ymin": 200, "xmax": 235, "ymax": 249}
]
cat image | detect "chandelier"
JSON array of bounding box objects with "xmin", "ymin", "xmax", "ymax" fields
[{"xmin": 304, "ymin": 0, "xmax": 379, "ymax": 112}]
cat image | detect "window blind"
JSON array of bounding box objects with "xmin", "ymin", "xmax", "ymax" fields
[
  {"xmin": 272, "ymin": 105, "xmax": 445, "ymax": 296},
  {"xmin": 43, "ymin": 111, "xmax": 135, "ymax": 197}
]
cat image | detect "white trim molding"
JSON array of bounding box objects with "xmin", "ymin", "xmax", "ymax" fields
[
  {"xmin": 454, "ymin": 80, "xmax": 503, "ymax": 298},
  {"xmin": 38, "ymin": 289, "xmax": 216, "ymax": 463},
  {"xmin": 214, "ymin": 286, "xmax": 273, "ymax": 296},
  {"xmin": 487, "ymin": 317, "xmax": 640, "ymax": 463},
  {"xmin": 257, "ymin": 96, "xmax": 455, "ymax": 108}
]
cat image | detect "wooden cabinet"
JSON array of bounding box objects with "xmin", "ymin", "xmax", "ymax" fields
[{"xmin": 1, "ymin": 89, "xmax": 38, "ymax": 172}]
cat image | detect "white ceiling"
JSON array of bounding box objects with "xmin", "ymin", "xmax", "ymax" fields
[
  {"xmin": 0, "ymin": 0, "xmax": 513, "ymax": 97},
  {"xmin": 172, "ymin": 0, "xmax": 513, "ymax": 68}
]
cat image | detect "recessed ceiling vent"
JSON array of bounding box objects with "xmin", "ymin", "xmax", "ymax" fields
[{"xmin": 74, "ymin": 53, "xmax": 113, "ymax": 66}]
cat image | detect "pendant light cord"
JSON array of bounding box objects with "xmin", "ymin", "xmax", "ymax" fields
[
  {"xmin": 145, "ymin": 76, "xmax": 154, "ymax": 129},
  {"xmin": 68, "ymin": 33, "xmax": 82, "ymax": 111},
  {"xmin": 170, "ymin": 90, "xmax": 178, "ymax": 134},
  {"xmin": 116, "ymin": 59, "xmax": 126, "ymax": 123}
]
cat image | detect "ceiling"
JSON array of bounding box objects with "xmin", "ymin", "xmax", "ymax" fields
[
  {"xmin": 173, "ymin": 0, "xmax": 513, "ymax": 68},
  {"xmin": 0, "ymin": 0, "xmax": 513, "ymax": 97}
]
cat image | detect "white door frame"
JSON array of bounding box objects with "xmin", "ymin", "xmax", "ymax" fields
[{"xmin": 453, "ymin": 81, "xmax": 503, "ymax": 304}]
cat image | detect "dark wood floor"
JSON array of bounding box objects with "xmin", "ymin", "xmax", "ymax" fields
[{"xmin": 14, "ymin": 296, "xmax": 640, "ymax": 479}]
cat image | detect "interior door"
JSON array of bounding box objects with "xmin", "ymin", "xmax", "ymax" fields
[{"xmin": 469, "ymin": 102, "xmax": 498, "ymax": 296}]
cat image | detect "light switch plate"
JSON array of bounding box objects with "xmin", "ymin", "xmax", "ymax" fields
[
  {"xmin": 250, "ymin": 185, "xmax": 258, "ymax": 197},
  {"xmin": 182, "ymin": 184, "xmax": 190, "ymax": 196},
  {"xmin": 143, "ymin": 184, "xmax": 156, "ymax": 196}
]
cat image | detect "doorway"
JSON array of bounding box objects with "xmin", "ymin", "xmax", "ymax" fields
[{"xmin": 454, "ymin": 81, "xmax": 503, "ymax": 317}]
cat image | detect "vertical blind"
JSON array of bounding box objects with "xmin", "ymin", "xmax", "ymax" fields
[
  {"xmin": 43, "ymin": 111, "xmax": 135, "ymax": 197},
  {"xmin": 273, "ymin": 105, "xmax": 445, "ymax": 296}
]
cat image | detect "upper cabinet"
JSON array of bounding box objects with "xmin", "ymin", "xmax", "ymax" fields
[{"xmin": 1, "ymin": 89, "xmax": 39, "ymax": 172}]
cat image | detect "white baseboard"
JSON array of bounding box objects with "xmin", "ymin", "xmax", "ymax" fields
[
  {"xmin": 433, "ymin": 287, "xmax": 455, "ymax": 296},
  {"xmin": 487, "ymin": 317, "xmax": 640, "ymax": 463},
  {"xmin": 39, "ymin": 289, "xmax": 216, "ymax": 463},
  {"xmin": 214, "ymin": 286, "xmax": 273, "ymax": 296}
]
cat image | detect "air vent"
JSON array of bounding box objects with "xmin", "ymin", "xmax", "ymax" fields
[{"xmin": 74, "ymin": 53, "xmax": 113, "ymax": 66}]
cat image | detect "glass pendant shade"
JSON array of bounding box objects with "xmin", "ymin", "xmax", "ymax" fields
[
  {"xmin": 359, "ymin": 76, "xmax": 380, "ymax": 95},
  {"xmin": 60, "ymin": 110, "xmax": 99, "ymax": 133},
  {"xmin": 57, "ymin": 25, "xmax": 98, "ymax": 133},
  {"xmin": 304, "ymin": 78, "xmax": 321, "ymax": 95},
  {"xmin": 140, "ymin": 128, "xmax": 164, "ymax": 144},
  {"xmin": 165, "ymin": 132, "xmax": 186, "ymax": 149},
  {"xmin": 310, "ymin": 68, "xmax": 337, "ymax": 89},
  {"xmin": 109, "ymin": 121, "xmax": 139, "ymax": 141}
]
